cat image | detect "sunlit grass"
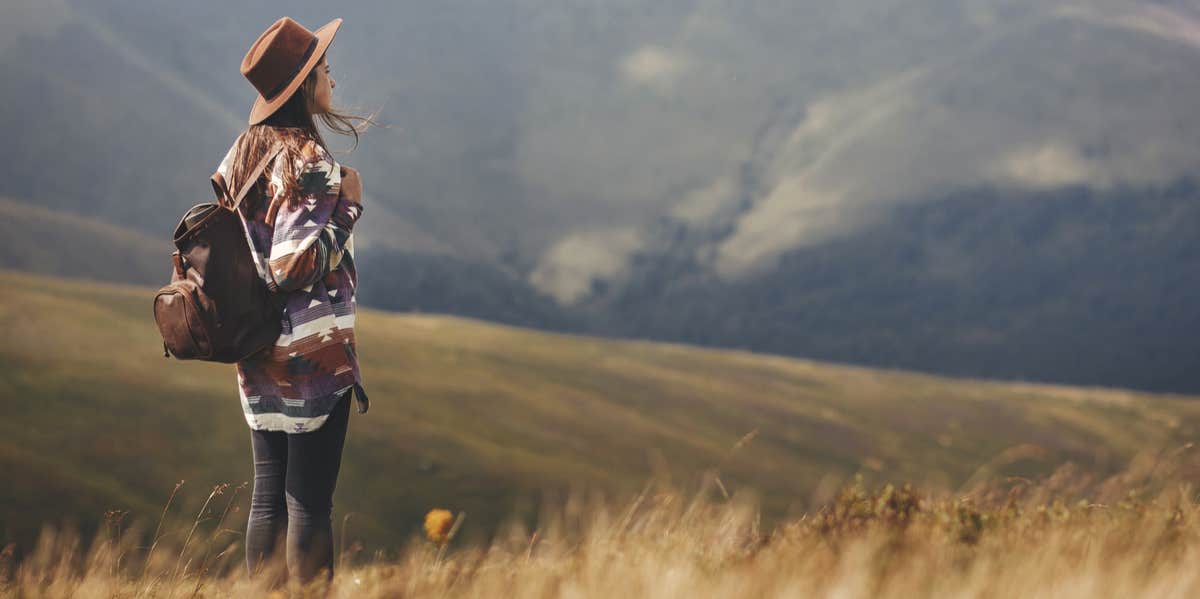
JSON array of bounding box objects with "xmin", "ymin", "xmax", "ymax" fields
[{"xmin": 5, "ymin": 447, "xmax": 1200, "ymax": 598}]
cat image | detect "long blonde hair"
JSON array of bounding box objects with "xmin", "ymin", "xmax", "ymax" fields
[{"xmin": 226, "ymin": 54, "xmax": 375, "ymax": 213}]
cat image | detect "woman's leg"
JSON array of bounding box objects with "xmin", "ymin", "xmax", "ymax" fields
[
  {"xmin": 246, "ymin": 428, "xmax": 288, "ymax": 580},
  {"xmin": 285, "ymin": 392, "xmax": 351, "ymax": 582}
]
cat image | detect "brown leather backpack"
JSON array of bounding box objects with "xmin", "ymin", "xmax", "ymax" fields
[{"xmin": 154, "ymin": 143, "xmax": 285, "ymax": 362}]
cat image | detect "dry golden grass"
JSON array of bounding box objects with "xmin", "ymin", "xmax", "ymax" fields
[{"xmin": 5, "ymin": 447, "xmax": 1200, "ymax": 599}]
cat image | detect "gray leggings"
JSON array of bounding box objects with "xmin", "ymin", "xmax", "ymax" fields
[{"xmin": 245, "ymin": 392, "xmax": 350, "ymax": 583}]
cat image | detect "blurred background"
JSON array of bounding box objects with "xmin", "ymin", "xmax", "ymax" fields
[{"xmin": 1, "ymin": 0, "xmax": 1199, "ymax": 555}]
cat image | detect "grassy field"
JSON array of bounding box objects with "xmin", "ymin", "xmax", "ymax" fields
[
  {"xmin": 7, "ymin": 464, "xmax": 1200, "ymax": 598},
  {"xmin": 1, "ymin": 268, "xmax": 1199, "ymax": 558}
]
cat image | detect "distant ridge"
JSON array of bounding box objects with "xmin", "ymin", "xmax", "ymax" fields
[{"xmin": 0, "ymin": 198, "xmax": 168, "ymax": 285}]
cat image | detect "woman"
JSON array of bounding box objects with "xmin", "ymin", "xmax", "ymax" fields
[{"xmin": 216, "ymin": 16, "xmax": 371, "ymax": 584}]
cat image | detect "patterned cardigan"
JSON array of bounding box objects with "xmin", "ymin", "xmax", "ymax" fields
[{"xmin": 217, "ymin": 131, "xmax": 366, "ymax": 432}]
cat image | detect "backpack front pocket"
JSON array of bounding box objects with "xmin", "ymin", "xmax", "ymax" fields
[{"xmin": 154, "ymin": 279, "xmax": 213, "ymax": 360}]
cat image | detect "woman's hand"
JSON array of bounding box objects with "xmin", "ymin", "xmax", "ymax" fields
[{"xmin": 340, "ymin": 165, "xmax": 363, "ymax": 203}]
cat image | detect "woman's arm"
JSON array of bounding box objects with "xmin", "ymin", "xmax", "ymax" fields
[{"xmin": 266, "ymin": 141, "xmax": 364, "ymax": 292}]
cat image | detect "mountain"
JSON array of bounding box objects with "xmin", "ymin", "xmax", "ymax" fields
[
  {"xmin": 2, "ymin": 269, "xmax": 1198, "ymax": 553},
  {"xmin": 579, "ymin": 181, "xmax": 1200, "ymax": 393},
  {"xmin": 1, "ymin": 0, "xmax": 1198, "ymax": 392}
]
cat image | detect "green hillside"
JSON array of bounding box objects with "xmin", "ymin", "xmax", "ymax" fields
[
  {"xmin": 1, "ymin": 269, "xmax": 1198, "ymax": 552},
  {"xmin": 0, "ymin": 199, "xmax": 168, "ymax": 286}
]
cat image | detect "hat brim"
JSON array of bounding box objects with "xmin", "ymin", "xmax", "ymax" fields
[{"xmin": 247, "ymin": 18, "xmax": 342, "ymax": 125}]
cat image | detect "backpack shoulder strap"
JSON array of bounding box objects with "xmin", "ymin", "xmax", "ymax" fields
[{"xmin": 210, "ymin": 142, "xmax": 285, "ymax": 211}]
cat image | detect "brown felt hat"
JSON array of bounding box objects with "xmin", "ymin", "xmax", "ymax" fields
[{"xmin": 241, "ymin": 17, "xmax": 342, "ymax": 125}]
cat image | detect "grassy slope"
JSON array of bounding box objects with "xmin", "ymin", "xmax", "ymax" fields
[
  {"xmin": 1, "ymin": 269, "xmax": 1198, "ymax": 550},
  {"xmin": 0, "ymin": 199, "xmax": 169, "ymax": 286}
]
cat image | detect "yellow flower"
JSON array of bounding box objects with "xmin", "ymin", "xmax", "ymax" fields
[{"xmin": 425, "ymin": 509, "xmax": 455, "ymax": 545}]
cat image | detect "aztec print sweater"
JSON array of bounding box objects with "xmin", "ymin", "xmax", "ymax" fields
[{"xmin": 217, "ymin": 131, "xmax": 367, "ymax": 432}]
